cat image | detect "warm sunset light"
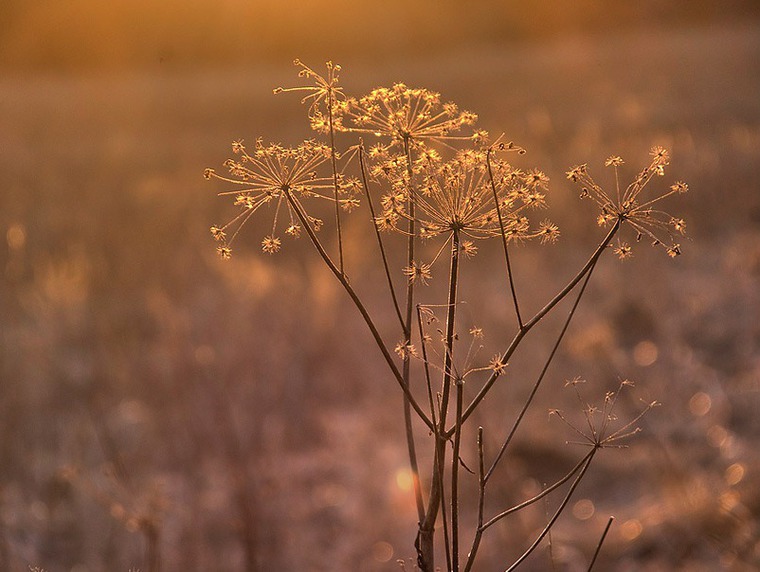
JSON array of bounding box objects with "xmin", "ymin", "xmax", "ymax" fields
[{"xmin": 3, "ymin": 1, "xmax": 759, "ymax": 570}]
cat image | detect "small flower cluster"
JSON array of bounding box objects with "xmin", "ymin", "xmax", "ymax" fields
[
  {"xmin": 372, "ymin": 146, "xmax": 557, "ymax": 254},
  {"xmin": 567, "ymin": 147, "xmax": 688, "ymax": 259},
  {"xmin": 342, "ymin": 83, "xmax": 485, "ymax": 150},
  {"xmin": 206, "ymin": 139, "xmax": 358, "ymax": 256}
]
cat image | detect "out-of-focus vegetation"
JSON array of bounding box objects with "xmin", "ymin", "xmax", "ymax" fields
[
  {"xmin": 2, "ymin": 3, "xmax": 760, "ymax": 571},
  {"xmin": 1, "ymin": 0, "xmax": 759, "ymax": 71}
]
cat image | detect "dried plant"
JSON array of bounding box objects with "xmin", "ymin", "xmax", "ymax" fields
[{"xmin": 204, "ymin": 60, "xmax": 688, "ymax": 571}]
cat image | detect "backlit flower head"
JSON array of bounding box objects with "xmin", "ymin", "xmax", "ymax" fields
[
  {"xmin": 344, "ymin": 83, "xmax": 481, "ymax": 150},
  {"xmin": 384, "ymin": 148, "xmax": 553, "ymax": 244},
  {"xmin": 567, "ymin": 147, "xmax": 688, "ymax": 258},
  {"xmin": 205, "ymin": 139, "xmax": 354, "ymax": 256}
]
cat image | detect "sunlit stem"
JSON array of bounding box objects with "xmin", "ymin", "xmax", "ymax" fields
[
  {"xmin": 486, "ymin": 147, "xmax": 523, "ymax": 329},
  {"xmin": 327, "ymin": 87, "xmax": 344, "ymax": 274},
  {"xmin": 399, "ymin": 136, "xmax": 426, "ymax": 525},
  {"xmin": 359, "ymin": 144, "xmax": 405, "ymax": 330},
  {"xmin": 451, "ymin": 375, "xmax": 464, "ymax": 571},
  {"xmin": 485, "ymin": 259, "xmax": 598, "ymax": 482},
  {"xmin": 504, "ymin": 449, "xmax": 597, "ymax": 572},
  {"xmin": 587, "ymin": 516, "xmax": 615, "ymax": 571},
  {"xmin": 463, "ymin": 427, "xmax": 485, "ymax": 572},
  {"xmin": 283, "ymin": 190, "xmax": 434, "ymax": 431}
]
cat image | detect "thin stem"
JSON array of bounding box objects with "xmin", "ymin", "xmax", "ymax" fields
[
  {"xmin": 587, "ymin": 516, "xmax": 615, "ymax": 572},
  {"xmin": 448, "ymin": 221, "xmax": 620, "ymax": 437},
  {"xmin": 485, "ymin": 260, "xmax": 598, "ymax": 482},
  {"xmin": 401, "ymin": 136, "xmax": 426, "ymax": 526},
  {"xmin": 463, "ymin": 427, "xmax": 485, "ymax": 572},
  {"xmin": 504, "ymin": 449, "xmax": 597, "ymax": 572},
  {"xmin": 327, "ymin": 88, "xmax": 344, "ymax": 274},
  {"xmin": 451, "ymin": 378, "xmax": 464, "ymax": 571},
  {"xmin": 284, "ymin": 190, "xmax": 435, "ymax": 431},
  {"xmin": 359, "ymin": 144, "xmax": 405, "ymax": 330},
  {"xmin": 486, "ymin": 147, "xmax": 523, "ymax": 328},
  {"xmin": 417, "ymin": 305, "xmax": 439, "ymax": 433},
  {"xmin": 440, "ymin": 230, "xmax": 461, "ymax": 432},
  {"xmin": 481, "ymin": 450, "xmax": 594, "ymax": 531}
]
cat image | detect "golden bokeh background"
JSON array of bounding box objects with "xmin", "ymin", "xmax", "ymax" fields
[{"xmin": 2, "ymin": 2, "xmax": 760, "ymax": 571}]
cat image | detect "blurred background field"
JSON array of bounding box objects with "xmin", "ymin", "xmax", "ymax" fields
[{"xmin": 2, "ymin": 1, "xmax": 760, "ymax": 571}]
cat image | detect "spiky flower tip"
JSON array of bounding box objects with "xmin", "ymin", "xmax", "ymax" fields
[{"xmin": 567, "ymin": 147, "xmax": 688, "ymax": 258}]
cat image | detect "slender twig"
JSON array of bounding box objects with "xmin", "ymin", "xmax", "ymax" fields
[
  {"xmin": 463, "ymin": 427, "xmax": 485, "ymax": 572},
  {"xmin": 451, "ymin": 377, "xmax": 464, "ymax": 571},
  {"xmin": 486, "ymin": 146, "xmax": 523, "ymax": 328},
  {"xmin": 400, "ymin": 136, "xmax": 426, "ymax": 525},
  {"xmin": 284, "ymin": 190, "xmax": 434, "ymax": 431},
  {"xmin": 327, "ymin": 85, "xmax": 344, "ymax": 274},
  {"xmin": 587, "ymin": 516, "xmax": 615, "ymax": 571},
  {"xmin": 359, "ymin": 144, "xmax": 405, "ymax": 329},
  {"xmin": 485, "ymin": 261, "xmax": 599, "ymax": 482},
  {"xmin": 481, "ymin": 450, "xmax": 594, "ymax": 531},
  {"xmin": 417, "ymin": 305, "xmax": 439, "ymax": 433},
  {"xmin": 504, "ymin": 449, "xmax": 597, "ymax": 572}
]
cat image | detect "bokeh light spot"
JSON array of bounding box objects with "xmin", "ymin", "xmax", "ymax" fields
[
  {"xmin": 725, "ymin": 463, "xmax": 745, "ymax": 486},
  {"xmin": 572, "ymin": 498, "xmax": 595, "ymax": 520},
  {"xmin": 633, "ymin": 340, "xmax": 658, "ymax": 366},
  {"xmin": 620, "ymin": 519, "xmax": 643, "ymax": 541},
  {"xmin": 707, "ymin": 425, "xmax": 729, "ymax": 448},
  {"xmin": 395, "ymin": 468, "xmax": 414, "ymax": 492},
  {"xmin": 688, "ymin": 392, "xmax": 712, "ymax": 416},
  {"xmin": 372, "ymin": 541, "xmax": 394, "ymax": 562}
]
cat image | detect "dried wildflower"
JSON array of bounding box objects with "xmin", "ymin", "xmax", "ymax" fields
[
  {"xmin": 408, "ymin": 149, "xmax": 552, "ymax": 242},
  {"xmin": 567, "ymin": 147, "xmax": 688, "ymax": 257},
  {"xmin": 469, "ymin": 327, "xmax": 484, "ymax": 339},
  {"xmin": 395, "ymin": 341, "xmax": 418, "ymax": 361},
  {"xmin": 261, "ymin": 235, "xmax": 281, "ymax": 254},
  {"xmin": 344, "ymin": 83, "xmax": 480, "ymax": 149},
  {"xmin": 206, "ymin": 139, "xmax": 348, "ymax": 256},
  {"xmin": 537, "ymin": 219, "xmax": 560, "ymax": 244},
  {"xmin": 489, "ymin": 355, "xmax": 508, "ymax": 376},
  {"xmin": 551, "ymin": 379, "xmax": 659, "ymax": 449},
  {"xmin": 614, "ymin": 242, "xmax": 633, "ymax": 259},
  {"xmin": 460, "ymin": 240, "xmax": 478, "ymax": 257},
  {"xmin": 403, "ymin": 261, "xmax": 433, "ymax": 285},
  {"xmin": 604, "ymin": 156, "xmax": 624, "ymax": 167}
]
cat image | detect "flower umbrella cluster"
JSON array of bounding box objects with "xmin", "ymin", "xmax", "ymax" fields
[
  {"xmin": 205, "ymin": 139, "xmax": 358, "ymax": 257},
  {"xmin": 343, "ymin": 83, "xmax": 486, "ymax": 150},
  {"xmin": 567, "ymin": 147, "xmax": 688, "ymax": 259}
]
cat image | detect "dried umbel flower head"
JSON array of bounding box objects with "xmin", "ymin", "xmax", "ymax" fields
[
  {"xmin": 344, "ymin": 83, "xmax": 482, "ymax": 149},
  {"xmin": 205, "ymin": 139, "xmax": 356, "ymax": 256},
  {"xmin": 567, "ymin": 147, "xmax": 688, "ymax": 258},
  {"xmin": 379, "ymin": 148, "xmax": 554, "ymax": 245},
  {"xmin": 551, "ymin": 378, "xmax": 659, "ymax": 449}
]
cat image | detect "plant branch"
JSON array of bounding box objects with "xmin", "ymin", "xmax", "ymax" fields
[
  {"xmin": 504, "ymin": 449, "xmax": 597, "ymax": 572},
  {"xmin": 485, "ymin": 260, "xmax": 598, "ymax": 482},
  {"xmin": 359, "ymin": 144, "xmax": 405, "ymax": 330},
  {"xmin": 284, "ymin": 190, "xmax": 434, "ymax": 431},
  {"xmin": 487, "ymin": 146, "xmax": 523, "ymax": 328}
]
